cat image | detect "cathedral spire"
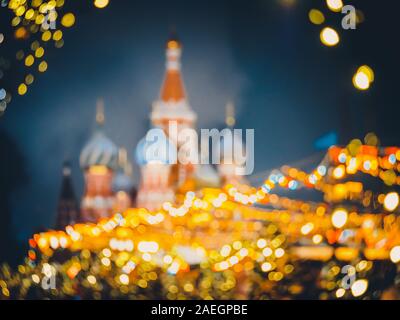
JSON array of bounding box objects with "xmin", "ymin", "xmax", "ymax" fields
[
  {"xmin": 56, "ymin": 161, "xmax": 80, "ymax": 229},
  {"xmin": 96, "ymin": 98, "xmax": 105, "ymax": 126},
  {"xmin": 118, "ymin": 147, "xmax": 132, "ymax": 175},
  {"xmin": 225, "ymin": 101, "xmax": 236, "ymax": 128},
  {"xmin": 160, "ymin": 35, "xmax": 186, "ymax": 102}
]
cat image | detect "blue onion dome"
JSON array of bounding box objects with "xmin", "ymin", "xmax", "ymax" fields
[
  {"xmin": 80, "ymin": 99, "xmax": 119, "ymax": 171},
  {"xmin": 135, "ymin": 128, "xmax": 177, "ymax": 166},
  {"xmin": 80, "ymin": 130, "xmax": 119, "ymax": 171}
]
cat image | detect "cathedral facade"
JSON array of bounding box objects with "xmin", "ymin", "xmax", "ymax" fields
[{"xmin": 56, "ymin": 36, "xmax": 245, "ymax": 227}]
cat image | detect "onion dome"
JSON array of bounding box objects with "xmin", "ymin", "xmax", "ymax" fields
[
  {"xmin": 80, "ymin": 99, "xmax": 119, "ymax": 171},
  {"xmin": 112, "ymin": 148, "xmax": 134, "ymax": 193},
  {"xmin": 135, "ymin": 128, "xmax": 177, "ymax": 166}
]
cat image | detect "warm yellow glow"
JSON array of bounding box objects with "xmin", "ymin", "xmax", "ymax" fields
[
  {"xmin": 257, "ymin": 238, "xmax": 267, "ymax": 248},
  {"xmin": 301, "ymin": 222, "xmax": 314, "ymax": 235},
  {"xmin": 331, "ymin": 208, "xmax": 348, "ymax": 228},
  {"xmin": 38, "ymin": 61, "xmax": 48, "ymax": 73},
  {"xmin": 275, "ymin": 248, "xmax": 285, "ymax": 258},
  {"xmin": 383, "ymin": 192, "xmax": 399, "ymax": 212},
  {"xmin": 42, "ymin": 31, "xmax": 51, "ymax": 42},
  {"xmin": 18, "ymin": 83, "xmax": 27, "ymax": 95},
  {"xmin": 102, "ymin": 248, "xmax": 111, "ymax": 257},
  {"xmin": 53, "ymin": 30, "xmax": 63, "ymax": 41},
  {"xmin": 351, "ymin": 279, "xmax": 368, "ymax": 297},
  {"xmin": 94, "ymin": 0, "xmax": 109, "ymax": 9},
  {"xmin": 333, "ymin": 165, "xmax": 345, "ymax": 179},
  {"xmin": 89, "ymin": 165, "xmax": 108, "ymax": 175},
  {"xmin": 336, "ymin": 288, "xmax": 345, "ymax": 298},
  {"xmin": 309, "ymin": 9, "xmax": 325, "ymax": 25},
  {"xmin": 220, "ymin": 245, "xmax": 231, "ymax": 257},
  {"xmin": 262, "ymin": 247, "xmax": 272, "ymax": 257},
  {"xmin": 138, "ymin": 241, "xmax": 159, "ymax": 253},
  {"xmin": 353, "ymin": 70, "xmax": 370, "ymax": 90},
  {"xmin": 261, "ymin": 262, "xmax": 272, "ymax": 272},
  {"xmin": 87, "ymin": 275, "xmax": 97, "ymax": 285},
  {"xmin": 119, "ymin": 274, "xmax": 129, "ymax": 285},
  {"xmin": 25, "ymin": 54, "xmax": 34, "ymax": 67},
  {"xmin": 167, "ymin": 40, "xmax": 179, "ymax": 49},
  {"xmin": 320, "ymin": 27, "xmax": 340, "ymax": 46},
  {"xmin": 312, "ymin": 234, "xmax": 323, "ymax": 244},
  {"xmin": 326, "ymin": 0, "xmax": 343, "ymax": 12},
  {"xmin": 35, "ymin": 47, "xmax": 44, "ymax": 58},
  {"xmin": 61, "ymin": 13, "xmax": 75, "ymax": 28},
  {"xmin": 358, "ymin": 65, "xmax": 374, "ymax": 83},
  {"xmin": 390, "ymin": 246, "xmax": 400, "ymax": 263}
]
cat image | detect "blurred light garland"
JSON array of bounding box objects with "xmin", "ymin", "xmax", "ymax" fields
[{"xmin": 1, "ymin": 137, "xmax": 400, "ymax": 300}]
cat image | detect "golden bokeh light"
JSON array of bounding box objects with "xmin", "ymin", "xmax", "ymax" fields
[
  {"xmin": 38, "ymin": 61, "xmax": 48, "ymax": 72},
  {"xmin": 309, "ymin": 9, "xmax": 325, "ymax": 25},
  {"xmin": 18, "ymin": 83, "xmax": 27, "ymax": 95},
  {"xmin": 61, "ymin": 13, "xmax": 76, "ymax": 28},
  {"xmin": 331, "ymin": 208, "xmax": 348, "ymax": 228},
  {"xmin": 390, "ymin": 246, "xmax": 400, "ymax": 264},
  {"xmin": 326, "ymin": 0, "xmax": 343, "ymax": 12},
  {"xmin": 24, "ymin": 54, "xmax": 35, "ymax": 67},
  {"xmin": 320, "ymin": 27, "xmax": 339, "ymax": 47},
  {"xmin": 94, "ymin": 0, "xmax": 110, "ymax": 9},
  {"xmin": 333, "ymin": 165, "xmax": 346, "ymax": 179},
  {"xmin": 351, "ymin": 279, "xmax": 368, "ymax": 297},
  {"xmin": 25, "ymin": 74, "xmax": 34, "ymax": 85},
  {"xmin": 353, "ymin": 70, "xmax": 370, "ymax": 90},
  {"xmin": 383, "ymin": 192, "xmax": 399, "ymax": 212},
  {"xmin": 53, "ymin": 30, "xmax": 63, "ymax": 41},
  {"xmin": 34, "ymin": 47, "xmax": 44, "ymax": 58},
  {"xmin": 358, "ymin": 65, "xmax": 374, "ymax": 83}
]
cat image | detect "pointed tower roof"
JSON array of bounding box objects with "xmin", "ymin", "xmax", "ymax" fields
[
  {"xmin": 56, "ymin": 161, "xmax": 80, "ymax": 229},
  {"xmin": 151, "ymin": 35, "xmax": 197, "ymax": 124},
  {"xmin": 160, "ymin": 36, "xmax": 186, "ymax": 102},
  {"xmin": 225, "ymin": 101, "xmax": 236, "ymax": 128}
]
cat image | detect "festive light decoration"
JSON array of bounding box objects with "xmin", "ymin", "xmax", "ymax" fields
[
  {"xmin": 0, "ymin": 1, "xmax": 110, "ymax": 115},
  {"xmin": 0, "ymin": 2, "xmax": 397, "ymax": 300},
  {"xmin": 326, "ymin": 0, "xmax": 343, "ymax": 13},
  {"xmin": 0, "ymin": 136, "xmax": 399, "ymax": 300},
  {"xmin": 320, "ymin": 27, "xmax": 340, "ymax": 46}
]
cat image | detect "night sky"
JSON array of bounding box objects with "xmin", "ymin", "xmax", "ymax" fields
[{"xmin": 0, "ymin": 0, "xmax": 399, "ymax": 251}]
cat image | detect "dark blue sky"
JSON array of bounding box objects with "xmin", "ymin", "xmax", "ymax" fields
[{"xmin": 0, "ymin": 0, "xmax": 399, "ymax": 241}]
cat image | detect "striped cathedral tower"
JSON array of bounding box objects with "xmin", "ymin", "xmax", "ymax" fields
[{"xmin": 150, "ymin": 35, "xmax": 198, "ymax": 192}]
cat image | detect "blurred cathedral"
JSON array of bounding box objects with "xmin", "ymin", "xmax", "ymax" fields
[{"xmin": 55, "ymin": 36, "xmax": 246, "ymax": 228}]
